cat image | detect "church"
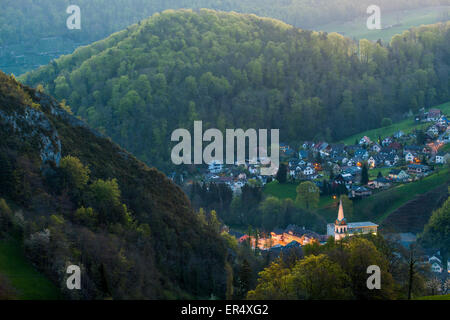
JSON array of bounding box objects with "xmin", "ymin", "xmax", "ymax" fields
[{"xmin": 327, "ymin": 199, "xmax": 378, "ymax": 241}]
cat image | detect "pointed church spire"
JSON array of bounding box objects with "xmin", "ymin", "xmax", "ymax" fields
[{"xmin": 337, "ymin": 199, "xmax": 345, "ymax": 221}]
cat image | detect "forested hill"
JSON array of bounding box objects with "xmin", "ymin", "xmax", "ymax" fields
[
  {"xmin": 21, "ymin": 10, "xmax": 450, "ymax": 171},
  {"xmin": 0, "ymin": 71, "xmax": 227, "ymax": 299},
  {"xmin": 2, "ymin": 1, "xmax": 447, "ymax": 75},
  {"xmin": 1, "ymin": 0, "xmax": 444, "ymax": 45}
]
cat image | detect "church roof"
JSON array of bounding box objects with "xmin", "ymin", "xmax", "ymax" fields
[
  {"xmin": 348, "ymin": 222, "xmax": 378, "ymax": 228},
  {"xmin": 336, "ymin": 199, "xmax": 346, "ymax": 224}
]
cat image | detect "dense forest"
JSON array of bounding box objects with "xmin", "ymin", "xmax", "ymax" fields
[
  {"xmin": 0, "ymin": 71, "xmax": 230, "ymax": 299},
  {"xmin": 1, "ymin": 0, "xmax": 446, "ymax": 46},
  {"xmin": 21, "ymin": 10, "xmax": 450, "ymax": 171},
  {"xmin": 248, "ymin": 234, "xmax": 431, "ymax": 300}
]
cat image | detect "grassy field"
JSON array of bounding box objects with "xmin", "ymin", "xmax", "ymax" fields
[
  {"xmin": 0, "ymin": 239, "xmax": 61, "ymax": 300},
  {"xmin": 317, "ymin": 6, "xmax": 449, "ymax": 43},
  {"xmin": 369, "ymin": 167, "xmax": 399, "ymax": 179},
  {"xmin": 340, "ymin": 101, "xmax": 450, "ymax": 145},
  {"xmin": 264, "ymin": 167, "xmax": 449, "ymax": 226},
  {"xmin": 263, "ymin": 181, "xmax": 298, "ymax": 200},
  {"xmin": 264, "ymin": 181, "xmax": 337, "ymax": 208},
  {"xmin": 357, "ymin": 167, "xmax": 450, "ymax": 224}
]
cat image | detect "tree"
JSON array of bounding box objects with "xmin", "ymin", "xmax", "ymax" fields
[
  {"xmin": 0, "ymin": 153, "xmax": 14, "ymax": 197},
  {"xmin": 236, "ymin": 259, "xmax": 252, "ymax": 299},
  {"xmin": 60, "ymin": 156, "xmax": 90, "ymax": 192},
  {"xmin": 360, "ymin": 163, "xmax": 369, "ymax": 185},
  {"xmin": 0, "ymin": 198, "xmax": 13, "ymax": 234},
  {"xmin": 276, "ymin": 163, "xmax": 287, "ymax": 184},
  {"xmin": 381, "ymin": 118, "xmax": 392, "ymax": 127},
  {"xmin": 259, "ymin": 197, "xmax": 283, "ymax": 231},
  {"xmin": 405, "ymin": 243, "xmax": 426, "ymax": 300},
  {"xmin": 288, "ymin": 254, "xmax": 352, "ymax": 299},
  {"xmin": 247, "ymin": 259, "xmax": 292, "ymax": 299},
  {"xmin": 296, "ymin": 181, "xmax": 319, "ymax": 210},
  {"xmin": 420, "ymin": 193, "xmax": 450, "ymax": 273},
  {"xmin": 345, "ymin": 237, "xmax": 396, "ymax": 300}
]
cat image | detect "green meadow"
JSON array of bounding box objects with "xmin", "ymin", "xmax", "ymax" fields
[
  {"xmin": 0, "ymin": 239, "xmax": 61, "ymax": 300},
  {"xmin": 317, "ymin": 6, "xmax": 449, "ymax": 43},
  {"xmin": 340, "ymin": 101, "xmax": 450, "ymax": 145}
]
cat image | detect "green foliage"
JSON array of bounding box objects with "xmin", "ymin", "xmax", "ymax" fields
[
  {"xmin": 296, "ymin": 181, "xmax": 320, "ymax": 210},
  {"xmin": 1, "ymin": 0, "xmax": 443, "ymax": 52},
  {"xmin": 0, "ymin": 198, "xmax": 13, "ymax": 235},
  {"xmin": 21, "ymin": 11, "xmax": 450, "ymax": 172},
  {"xmin": 287, "ymin": 254, "xmax": 352, "ymax": 300},
  {"xmin": 276, "ymin": 163, "xmax": 287, "ymax": 184},
  {"xmin": 0, "ymin": 70, "xmax": 229, "ymax": 299},
  {"xmin": 361, "ymin": 163, "xmax": 369, "ymax": 185},
  {"xmin": 73, "ymin": 207, "xmax": 98, "ymax": 228},
  {"xmin": 0, "ymin": 240, "xmax": 61, "ymax": 300},
  {"xmin": 381, "ymin": 118, "xmax": 393, "ymax": 127},
  {"xmin": 60, "ymin": 155, "xmax": 90, "ymax": 191},
  {"xmin": 249, "ymin": 236, "xmax": 398, "ymax": 300},
  {"xmin": 420, "ymin": 191, "xmax": 450, "ymax": 268}
]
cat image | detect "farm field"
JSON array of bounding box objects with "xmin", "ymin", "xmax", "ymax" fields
[
  {"xmin": 356, "ymin": 167, "xmax": 450, "ymax": 224},
  {"xmin": 317, "ymin": 6, "xmax": 449, "ymax": 43}
]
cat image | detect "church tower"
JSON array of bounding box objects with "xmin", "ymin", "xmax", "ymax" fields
[{"xmin": 334, "ymin": 199, "xmax": 348, "ymax": 240}]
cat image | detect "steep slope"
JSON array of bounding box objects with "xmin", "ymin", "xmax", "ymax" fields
[
  {"xmin": 0, "ymin": 71, "xmax": 227, "ymax": 299},
  {"xmin": 21, "ymin": 10, "xmax": 450, "ymax": 171},
  {"xmin": 381, "ymin": 183, "xmax": 449, "ymax": 233}
]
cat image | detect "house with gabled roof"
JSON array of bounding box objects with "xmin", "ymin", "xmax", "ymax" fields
[
  {"xmin": 359, "ymin": 136, "xmax": 372, "ymax": 146},
  {"xmin": 407, "ymin": 164, "xmax": 431, "ymax": 175},
  {"xmin": 382, "ymin": 137, "xmax": 393, "ymax": 146},
  {"xmin": 435, "ymin": 152, "xmax": 448, "ymax": 164},
  {"xmin": 427, "ymin": 108, "xmax": 441, "ymax": 122},
  {"xmin": 371, "ymin": 143, "xmax": 382, "ymax": 153},
  {"xmin": 388, "ymin": 169, "xmax": 409, "ymax": 182}
]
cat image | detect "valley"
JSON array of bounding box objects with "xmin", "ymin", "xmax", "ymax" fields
[{"xmin": 0, "ymin": 2, "xmax": 449, "ymax": 302}]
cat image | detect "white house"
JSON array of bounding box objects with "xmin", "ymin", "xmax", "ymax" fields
[
  {"xmin": 372, "ymin": 143, "xmax": 382, "ymax": 153},
  {"xmin": 405, "ymin": 152, "xmax": 415, "ymax": 163},
  {"xmin": 435, "ymin": 152, "xmax": 447, "ymax": 164},
  {"xmin": 208, "ymin": 160, "xmax": 223, "ymax": 174},
  {"xmin": 394, "ymin": 131, "xmax": 404, "ymax": 139},
  {"xmin": 303, "ymin": 166, "xmax": 315, "ymax": 176},
  {"xmin": 429, "ymin": 256, "xmax": 443, "ymax": 273},
  {"xmin": 427, "ymin": 125, "xmax": 439, "ymax": 136}
]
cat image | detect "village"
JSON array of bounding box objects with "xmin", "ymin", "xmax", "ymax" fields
[
  {"xmin": 178, "ymin": 107, "xmax": 450, "ymax": 281},
  {"xmin": 183, "ymin": 107, "xmax": 449, "ymax": 199}
]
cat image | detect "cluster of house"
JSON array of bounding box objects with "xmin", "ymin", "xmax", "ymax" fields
[
  {"xmin": 181, "ymin": 107, "xmax": 449, "ymax": 199},
  {"xmin": 280, "ymin": 108, "xmax": 450, "ymax": 197},
  {"xmin": 203, "ymin": 159, "xmax": 271, "ymax": 193}
]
